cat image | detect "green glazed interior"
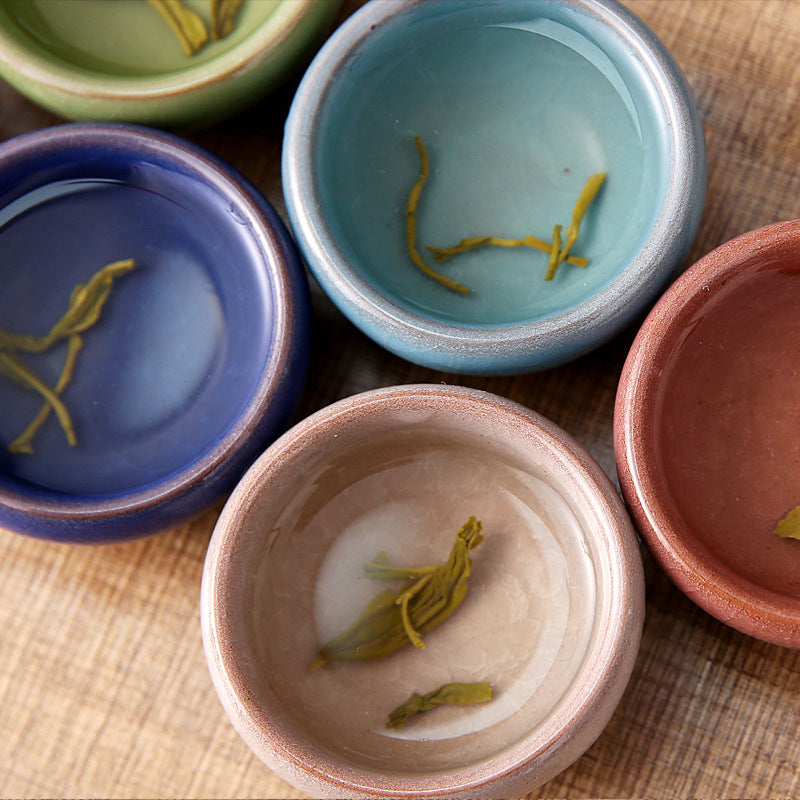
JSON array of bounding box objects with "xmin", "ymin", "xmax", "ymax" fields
[
  {"xmin": 0, "ymin": 0, "xmax": 339, "ymax": 126},
  {"xmin": 0, "ymin": 0, "xmax": 279, "ymax": 76}
]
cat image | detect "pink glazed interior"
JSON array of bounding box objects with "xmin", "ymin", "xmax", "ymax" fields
[{"xmin": 615, "ymin": 219, "xmax": 800, "ymax": 648}]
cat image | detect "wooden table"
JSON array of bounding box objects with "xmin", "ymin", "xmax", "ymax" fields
[{"xmin": 3, "ymin": 1, "xmax": 800, "ymax": 797}]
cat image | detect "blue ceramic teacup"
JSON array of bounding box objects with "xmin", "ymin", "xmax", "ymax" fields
[{"xmin": 0, "ymin": 124, "xmax": 311, "ymax": 542}]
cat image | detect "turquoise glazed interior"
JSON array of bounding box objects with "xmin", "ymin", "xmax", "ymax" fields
[
  {"xmin": 283, "ymin": 0, "xmax": 706, "ymax": 374},
  {"xmin": 316, "ymin": 6, "xmax": 660, "ymax": 326}
]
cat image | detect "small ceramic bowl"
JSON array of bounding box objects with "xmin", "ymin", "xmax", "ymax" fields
[
  {"xmin": 615, "ymin": 220, "xmax": 800, "ymax": 649},
  {"xmin": 201, "ymin": 384, "xmax": 644, "ymax": 798},
  {"xmin": 282, "ymin": 0, "xmax": 706, "ymax": 375},
  {"xmin": 0, "ymin": 0, "xmax": 339, "ymax": 127},
  {"xmin": 0, "ymin": 123, "xmax": 310, "ymax": 543}
]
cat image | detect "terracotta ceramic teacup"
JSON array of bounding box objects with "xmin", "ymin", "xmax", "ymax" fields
[{"xmin": 616, "ymin": 219, "xmax": 800, "ymax": 648}]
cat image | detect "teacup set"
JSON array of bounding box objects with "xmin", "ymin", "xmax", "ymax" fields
[{"xmin": 0, "ymin": 1, "xmax": 795, "ymax": 797}]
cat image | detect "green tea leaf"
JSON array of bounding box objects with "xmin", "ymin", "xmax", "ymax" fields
[
  {"xmin": 309, "ymin": 517, "xmax": 483, "ymax": 671},
  {"xmin": 362, "ymin": 559, "xmax": 438, "ymax": 581},
  {"xmin": 0, "ymin": 259, "xmax": 136, "ymax": 354},
  {"xmin": 405, "ymin": 137, "xmax": 471, "ymax": 294},
  {"xmin": 774, "ymin": 505, "xmax": 800, "ymax": 539},
  {"xmin": 148, "ymin": 0, "xmax": 209, "ymax": 56},
  {"xmin": 46, "ymin": 258, "xmax": 136, "ymax": 344},
  {"xmin": 427, "ymin": 235, "xmax": 588, "ymax": 267},
  {"xmin": 546, "ymin": 172, "xmax": 606, "ymax": 280},
  {"xmin": 211, "ymin": 0, "xmax": 243, "ymax": 39},
  {"xmin": 8, "ymin": 335, "xmax": 83, "ymax": 454},
  {"xmin": 0, "ymin": 350, "xmax": 76, "ymax": 448},
  {"xmin": 0, "ymin": 329, "xmax": 50, "ymax": 353},
  {"xmin": 387, "ymin": 681, "xmax": 493, "ymax": 729},
  {"xmin": 1, "ymin": 258, "xmax": 136, "ymax": 453},
  {"xmin": 420, "ymin": 153, "xmax": 602, "ymax": 280},
  {"xmin": 546, "ymin": 223, "xmax": 563, "ymax": 280}
]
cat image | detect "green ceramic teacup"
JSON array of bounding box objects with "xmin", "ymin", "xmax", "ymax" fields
[{"xmin": 0, "ymin": 0, "xmax": 339, "ymax": 126}]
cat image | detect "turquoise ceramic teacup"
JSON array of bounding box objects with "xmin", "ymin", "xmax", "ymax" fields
[{"xmin": 283, "ymin": 0, "xmax": 706, "ymax": 375}]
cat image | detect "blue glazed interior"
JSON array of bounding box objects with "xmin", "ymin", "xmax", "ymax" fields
[
  {"xmin": 314, "ymin": 0, "xmax": 669, "ymax": 326},
  {"xmin": 0, "ymin": 137, "xmax": 274, "ymax": 498}
]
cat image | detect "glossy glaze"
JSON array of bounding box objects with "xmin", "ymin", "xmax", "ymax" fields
[
  {"xmin": 615, "ymin": 219, "xmax": 800, "ymax": 648},
  {"xmin": 202, "ymin": 385, "xmax": 645, "ymax": 797},
  {"xmin": 315, "ymin": 17, "xmax": 649, "ymax": 326},
  {"xmin": 0, "ymin": 124, "xmax": 311, "ymax": 542},
  {"xmin": 0, "ymin": 0, "xmax": 339, "ymax": 126},
  {"xmin": 283, "ymin": 0, "xmax": 706, "ymax": 374}
]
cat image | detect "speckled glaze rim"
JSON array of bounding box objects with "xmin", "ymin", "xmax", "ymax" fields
[
  {"xmin": 282, "ymin": 0, "xmax": 706, "ymax": 375},
  {"xmin": 201, "ymin": 384, "xmax": 645, "ymax": 798},
  {"xmin": 614, "ymin": 220, "xmax": 800, "ymax": 649},
  {"xmin": 0, "ymin": 123, "xmax": 310, "ymax": 541}
]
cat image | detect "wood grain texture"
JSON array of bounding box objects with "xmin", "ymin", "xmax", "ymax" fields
[{"xmin": 2, "ymin": 1, "xmax": 800, "ymax": 797}]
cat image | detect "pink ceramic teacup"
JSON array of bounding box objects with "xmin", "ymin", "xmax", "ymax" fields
[{"xmin": 202, "ymin": 384, "xmax": 644, "ymax": 798}]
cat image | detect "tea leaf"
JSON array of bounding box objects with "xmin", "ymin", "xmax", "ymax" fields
[
  {"xmin": 1, "ymin": 258, "xmax": 136, "ymax": 452},
  {"xmin": 46, "ymin": 259, "xmax": 137, "ymax": 344},
  {"xmin": 362, "ymin": 558, "xmax": 438, "ymax": 581},
  {"xmin": 546, "ymin": 172, "xmax": 606, "ymax": 280},
  {"xmin": 211, "ymin": 0, "xmax": 243, "ymax": 39},
  {"xmin": 8, "ymin": 335, "xmax": 83, "ymax": 454},
  {"xmin": 0, "ymin": 350, "xmax": 76, "ymax": 448},
  {"xmin": 0, "ymin": 328, "xmax": 50, "ymax": 353},
  {"xmin": 148, "ymin": 0, "xmax": 209, "ymax": 56},
  {"xmin": 308, "ymin": 517, "xmax": 483, "ymax": 670},
  {"xmin": 422, "ymin": 165, "xmax": 603, "ymax": 280},
  {"xmin": 427, "ymin": 235, "xmax": 588, "ymax": 267},
  {"xmin": 774, "ymin": 505, "xmax": 800, "ymax": 540},
  {"xmin": 386, "ymin": 681, "xmax": 493, "ymax": 729},
  {"xmin": 0, "ymin": 259, "xmax": 136, "ymax": 354},
  {"xmin": 545, "ymin": 223, "xmax": 563, "ymax": 281},
  {"xmin": 406, "ymin": 137, "xmax": 470, "ymax": 295}
]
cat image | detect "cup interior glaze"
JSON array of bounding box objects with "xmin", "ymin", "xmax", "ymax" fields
[
  {"xmin": 0, "ymin": 123, "xmax": 310, "ymax": 543},
  {"xmin": 202, "ymin": 385, "xmax": 644, "ymax": 798},
  {"xmin": 615, "ymin": 220, "xmax": 800, "ymax": 648},
  {"xmin": 283, "ymin": 0, "xmax": 705, "ymax": 374}
]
